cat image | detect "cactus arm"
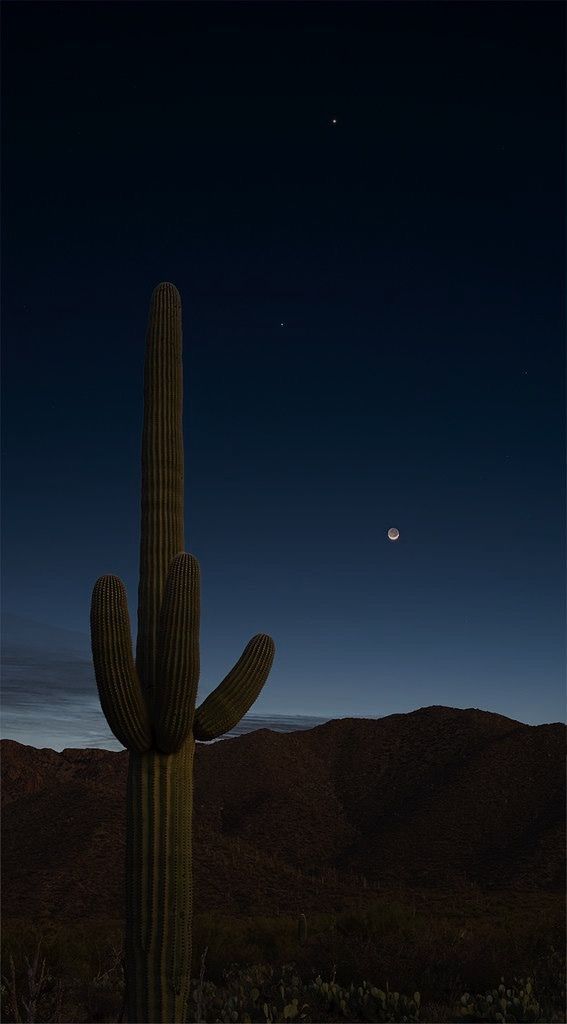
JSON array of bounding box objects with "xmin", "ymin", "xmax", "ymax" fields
[
  {"xmin": 153, "ymin": 553, "xmax": 201, "ymax": 753},
  {"xmin": 192, "ymin": 633, "xmax": 275, "ymax": 741},
  {"xmin": 90, "ymin": 574, "xmax": 153, "ymax": 752}
]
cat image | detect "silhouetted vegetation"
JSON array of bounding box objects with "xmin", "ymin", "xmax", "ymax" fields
[{"xmin": 2, "ymin": 894, "xmax": 564, "ymax": 1022}]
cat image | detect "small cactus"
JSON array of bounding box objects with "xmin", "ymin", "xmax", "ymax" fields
[{"xmin": 298, "ymin": 914, "xmax": 307, "ymax": 946}]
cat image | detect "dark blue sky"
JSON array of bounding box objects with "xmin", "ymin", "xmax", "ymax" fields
[{"xmin": 2, "ymin": 1, "xmax": 565, "ymax": 745}]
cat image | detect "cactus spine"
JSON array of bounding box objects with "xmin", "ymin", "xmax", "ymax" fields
[{"xmin": 90, "ymin": 283, "xmax": 275, "ymax": 1023}]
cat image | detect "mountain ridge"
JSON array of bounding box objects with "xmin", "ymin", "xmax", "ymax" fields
[{"xmin": 2, "ymin": 706, "xmax": 564, "ymax": 920}]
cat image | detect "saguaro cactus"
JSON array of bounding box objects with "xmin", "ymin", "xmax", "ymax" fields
[{"xmin": 90, "ymin": 282, "xmax": 275, "ymax": 1023}]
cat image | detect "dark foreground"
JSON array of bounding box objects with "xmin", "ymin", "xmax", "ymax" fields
[{"xmin": 2, "ymin": 889, "xmax": 565, "ymax": 1023}]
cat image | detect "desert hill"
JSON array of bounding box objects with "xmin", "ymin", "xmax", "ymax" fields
[{"xmin": 2, "ymin": 706, "xmax": 564, "ymax": 920}]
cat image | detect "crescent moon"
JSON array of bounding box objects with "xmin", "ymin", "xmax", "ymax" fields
[{"xmin": 387, "ymin": 527, "xmax": 400, "ymax": 541}]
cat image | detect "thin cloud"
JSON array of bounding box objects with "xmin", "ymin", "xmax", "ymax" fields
[{"xmin": 1, "ymin": 620, "xmax": 330, "ymax": 750}]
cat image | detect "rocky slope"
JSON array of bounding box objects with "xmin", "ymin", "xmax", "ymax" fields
[{"xmin": 2, "ymin": 706, "xmax": 564, "ymax": 919}]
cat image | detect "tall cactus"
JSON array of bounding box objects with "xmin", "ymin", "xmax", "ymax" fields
[{"xmin": 90, "ymin": 282, "xmax": 275, "ymax": 1023}]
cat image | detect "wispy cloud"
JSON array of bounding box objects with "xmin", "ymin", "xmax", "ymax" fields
[{"xmin": 1, "ymin": 614, "xmax": 330, "ymax": 750}]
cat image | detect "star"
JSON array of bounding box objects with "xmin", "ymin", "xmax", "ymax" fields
[
  {"xmin": 280, "ymin": 322, "xmax": 286, "ymax": 328},
  {"xmin": 330, "ymin": 118, "xmax": 337, "ymax": 125}
]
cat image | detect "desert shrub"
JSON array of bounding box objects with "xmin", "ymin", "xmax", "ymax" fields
[
  {"xmin": 1, "ymin": 920, "xmax": 124, "ymax": 1024},
  {"xmin": 457, "ymin": 961, "xmax": 566, "ymax": 1023},
  {"xmin": 186, "ymin": 962, "xmax": 421, "ymax": 1022},
  {"xmin": 1, "ymin": 944, "xmax": 564, "ymax": 1022},
  {"xmin": 185, "ymin": 957, "xmax": 566, "ymax": 1023},
  {"xmin": 2, "ymin": 900, "xmax": 564, "ymax": 1022}
]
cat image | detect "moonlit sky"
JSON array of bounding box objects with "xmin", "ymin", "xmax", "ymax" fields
[{"xmin": 2, "ymin": 2, "xmax": 565, "ymax": 749}]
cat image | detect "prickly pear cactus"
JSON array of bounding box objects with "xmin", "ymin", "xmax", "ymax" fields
[{"xmin": 90, "ymin": 283, "xmax": 275, "ymax": 1023}]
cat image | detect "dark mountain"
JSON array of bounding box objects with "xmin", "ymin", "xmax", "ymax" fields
[{"xmin": 2, "ymin": 707, "xmax": 564, "ymax": 920}]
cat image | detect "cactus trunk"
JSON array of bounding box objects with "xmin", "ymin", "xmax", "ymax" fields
[
  {"xmin": 136, "ymin": 283, "xmax": 184, "ymax": 704},
  {"xmin": 125, "ymin": 741, "xmax": 194, "ymax": 1023},
  {"xmin": 90, "ymin": 282, "xmax": 275, "ymax": 1023}
]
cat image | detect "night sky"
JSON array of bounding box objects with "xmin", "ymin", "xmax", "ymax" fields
[{"xmin": 2, "ymin": 1, "xmax": 565, "ymax": 748}]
